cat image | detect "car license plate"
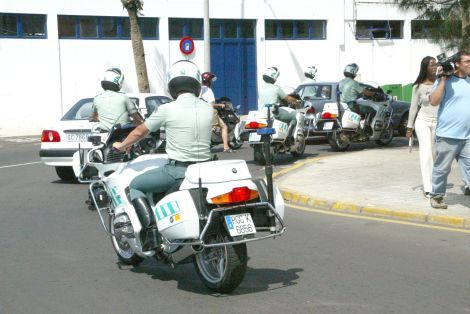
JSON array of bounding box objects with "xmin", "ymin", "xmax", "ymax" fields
[
  {"xmin": 248, "ymin": 132, "xmax": 261, "ymax": 142},
  {"xmin": 323, "ymin": 122, "xmax": 334, "ymax": 130},
  {"xmin": 66, "ymin": 133, "xmax": 91, "ymax": 142},
  {"xmin": 224, "ymin": 213, "xmax": 256, "ymax": 237}
]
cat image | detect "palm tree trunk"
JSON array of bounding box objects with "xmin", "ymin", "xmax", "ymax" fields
[
  {"xmin": 126, "ymin": 8, "xmax": 150, "ymax": 93},
  {"xmin": 460, "ymin": 0, "xmax": 470, "ymax": 50}
]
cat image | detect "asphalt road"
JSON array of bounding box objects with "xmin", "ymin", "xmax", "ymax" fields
[{"xmin": 0, "ymin": 137, "xmax": 469, "ymax": 314}]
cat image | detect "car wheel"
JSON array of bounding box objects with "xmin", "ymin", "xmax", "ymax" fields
[
  {"xmin": 398, "ymin": 113, "xmax": 408, "ymax": 137},
  {"xmin": 55, "ymin": 166, "xmax": 77, "ymax": 181}
]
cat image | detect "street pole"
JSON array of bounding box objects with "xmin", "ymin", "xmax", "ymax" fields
[{"xmin": 203, "ymin": 0, "xmax": 211, "ymax": 72}]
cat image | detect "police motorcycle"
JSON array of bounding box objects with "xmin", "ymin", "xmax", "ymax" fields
[
  {"xmin": 241, "ymin": 99, "xmax": 306, "ymax": 165},
  {"xmin": 210, "ymin": 97, "xmax": 243, "ymax": 150},
  {"xmin": 315, "ymin": 85, "xmax": 394, "ymax": 151}
]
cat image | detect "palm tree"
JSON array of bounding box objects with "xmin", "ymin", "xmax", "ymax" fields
[
  {"xmin": 121, "ymin": 0, "xmax": 150, "ymax": 92},
  {"xmin": 395, "ymin": 0, "xmax": 469, "ymax": 51}
]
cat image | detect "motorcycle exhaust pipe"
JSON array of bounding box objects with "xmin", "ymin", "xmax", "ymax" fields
[{"xmin": 170, "ymin": 245, "xmax": 198, "ymax": 264}]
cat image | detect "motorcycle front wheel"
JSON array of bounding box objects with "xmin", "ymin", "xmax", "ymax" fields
[
  {"xmin": 328, "ymin": 130, "xmax": 351, "ymax": 152},
  {"xmin": 253, "ymin": 144, "xmax": 276, "ymax": 165},
  {"xmin": 291, "ymin": 133, "xmax": 306, "ymax": 157},
  {"xmin": 375, "ymin": 123, "xmax": 394, "ymax": 146},
  {"xmin": 109, "ymin": 215, "xmax": 144, "ymax": 266},
  {"xmin": 194, "ymin": 230, "xmax": 248, "ymax": 293}
]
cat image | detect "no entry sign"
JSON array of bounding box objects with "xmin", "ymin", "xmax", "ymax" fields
[{"xmin": 179, "ymin": 36, "xmax": 195, "ymax": 55}]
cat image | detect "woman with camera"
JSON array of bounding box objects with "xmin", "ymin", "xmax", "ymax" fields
[{"xmin": 406, "ymin": 56, "xmax": 438, "ymax": 198}]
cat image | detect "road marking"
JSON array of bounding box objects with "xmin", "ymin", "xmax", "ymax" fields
[
  {"xmin": 0, "ymin": 161, "xmax": 42, "ymax": 169},
  {"xmin": 1, "ymin": 137, "xmax": 39, "ymax": 143},
  {"xmin": 288, "ymin": 203, "xmax": 470, "ymax": 234}
]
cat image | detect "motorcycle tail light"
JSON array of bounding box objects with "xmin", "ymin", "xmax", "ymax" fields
[
  {"xmin": 306, "ymin": 107, "xmax": 315, "ymax": 114},
  {"xmin": 321, "ymin": 112, "xmax": 337, "ymax": 119},
  {"xmin": 211, "ymin": 187, "xmax": 259, "ymax": 204},
  {"xmin": 41, "ymin": 130, "xmax": 61, "ymax": 142},
  {"xmin": 245, "ymin": 121, "xmax": 267, "ymax": 129}
]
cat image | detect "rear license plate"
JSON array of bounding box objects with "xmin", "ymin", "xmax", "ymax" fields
[
  {"xmin": 66, "ymin": 133, "xmax": 91, "ymax": 142},
  {"xmin": 224, "ymin": 213, "xmax": 256, "ymax": 237},
  {"xmin": 323, "ymin": 122, "xmax": 334, "ymax": 130},
  {"xmin": 248, "ymin": 132, "xmax": 261, "ymax": 142}
]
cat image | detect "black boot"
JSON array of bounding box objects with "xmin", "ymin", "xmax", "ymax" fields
[{"xmin": 132, "ymin": 198, "xmax": 158, "ymax": 250}]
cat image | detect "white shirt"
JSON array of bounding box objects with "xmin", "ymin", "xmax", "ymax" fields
[{"xmin": 200, "ymin": 86, "xmax": 216, "ymax": 105}]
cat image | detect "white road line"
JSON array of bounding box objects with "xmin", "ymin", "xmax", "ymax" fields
[{"xmin": 0, "ymin": 161, "xmax": 42, "ymax": 169}]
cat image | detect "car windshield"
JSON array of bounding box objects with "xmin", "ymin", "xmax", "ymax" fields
[
  {"xmin": 61, "ymin": 97, "xmax": 139, "ymax": 121},
  {"xmin": 297, "ymin": 84, "xmax": 333, "ymax": 101},
  {"xmin": 146, "ymin": 96, "xmax": 172, "ymax": 115}
]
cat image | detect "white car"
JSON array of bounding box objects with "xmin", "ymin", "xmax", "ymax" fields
[{"xmin": 39, "ymin": 93, "xmax": 172, "ymax": 181}]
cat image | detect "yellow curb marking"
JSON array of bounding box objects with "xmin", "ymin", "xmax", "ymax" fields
[
  {"xmin": 362, "ymin": 207, "xmax": 393, "ymax": 217},
  {"xmin": 427, "ymin": 215, "xmax": 465, "ymax": 228},
  {"xmin": 391, "ymin": 210, "xmax": 427, "ymax": 222},
  {"xmin": 273, "ymin": 157, "xmax": 322, "ymax": 179},
  {"xmin": 332, "ymin": 202, "xmax": 361, "ymax": 213},
  {"xmin": 288, "ymin": 203, "xmax": 470, "ymax": 234}
]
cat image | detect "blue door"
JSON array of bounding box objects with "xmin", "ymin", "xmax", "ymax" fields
[{"xmin": 210, "ymin": 20, "xmax": 257, "ymax": 115}]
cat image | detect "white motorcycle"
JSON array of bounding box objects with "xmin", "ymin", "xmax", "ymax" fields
[
  {"xmin": 82, "ymin": 125, "xmax": 286, "ymax": 293},
  {"xmin": 240, "ymin": 105, "xmax": 306, "ymax": 165}
]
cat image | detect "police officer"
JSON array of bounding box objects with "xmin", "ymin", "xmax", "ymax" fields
[
  {"xmin": 91, "ymin": 68, "xmax": 143, "ymax": 131},
  {"xmin": 112, "ymin": 60, "xmax": 212, "ymax": 250},
  {"xmin": 302, "ymin": 65, "xmax": 317, "ymax": 84},
  {"xmin": 258, "ymin": 67, "xmax": 300, "ymax": 142},
  {"xmin": 338, "ymin": 63, "xmax": 374, "ymax": 115}
]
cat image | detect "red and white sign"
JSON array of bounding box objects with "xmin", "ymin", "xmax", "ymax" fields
[{"xmin": 179, "ymin": 36, "xmax": 195, "ymax": 55}]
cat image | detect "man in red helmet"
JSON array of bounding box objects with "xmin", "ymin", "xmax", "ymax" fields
[{"xmin": 200, "ymin": 72, "xmax": 232, "ymax": 152}]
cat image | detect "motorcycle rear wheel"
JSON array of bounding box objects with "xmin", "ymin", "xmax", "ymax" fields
[
  {"xmin": 375, "ymin": 123, "xmax": 394, "ymax": 146},
  {"xmin": 109, "ymin": 215, "xmax": 144, "ymax": 266},
  {"xmin": 291, "ymin": 133, "xmax": 306, "ymax": 157},
  {"xmin": 194, "ymin": 230, "xmax": 248, "ymax": 293},
  {"xmin": 228, "ymin": 135, "xmax": 243, "ymax": 149},
  {"xmin": 328, "ymin": 131, "xmax": 351, "ymax": 152},
  {"xmin": 253, "ymin": 145, "xmax": 275, "ymax": 165}
]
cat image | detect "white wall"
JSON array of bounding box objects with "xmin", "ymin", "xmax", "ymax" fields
[{"xmin": 0, "ymin": 0, "xmax": 444, "ymax": 136}]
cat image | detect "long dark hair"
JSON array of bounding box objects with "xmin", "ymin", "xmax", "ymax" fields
[{"xmin": 413, "ymin": 56, "xmax": 434, "ymax": 87}]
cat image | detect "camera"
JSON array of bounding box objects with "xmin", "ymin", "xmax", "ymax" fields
[{"xmin": 436, "ymin": 52, "xmax": 458, "ymax": 76}]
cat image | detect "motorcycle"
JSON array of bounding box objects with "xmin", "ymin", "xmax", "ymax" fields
[
  {"xmin": 84, "ymin": 124, "xmax": 286, "ymax": 293},
  {"xmin": 240, "ymin": 104, "xmax": 306, "ymax": 165},
  {"xmin": 211, "ymin": 97, "xmax": 243, "ymax": 150},
  {"xmin": 315, "ymin": 86, "xmax": 394, "ymax": 151}
]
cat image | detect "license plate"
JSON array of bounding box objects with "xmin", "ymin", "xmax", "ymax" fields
[
  {"xmin": 248, "ymin": 132, "xmax": 261, "ymax": 142},
  {"xmin": 66, "ymin": 133, "xmax": 91, "ymax": 142},
  {"xmin": 323, "ymin": 122, "xmax": 334, "ymax": 130},
  {"xmin": 224, "ymin": 213, "xmax": 256, "ymax": 237}
]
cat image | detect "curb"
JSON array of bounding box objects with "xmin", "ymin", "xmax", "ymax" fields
[{"xmin": 280, "ymin": 188, "xmax": 470, "ymax": 230}]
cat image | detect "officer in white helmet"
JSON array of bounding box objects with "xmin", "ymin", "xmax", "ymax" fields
[
  {"xmin": 302, "ymin": 66, "xmax": 317, "ymax": 84},
  {"xmin": 338, "ymin": 63, "xmax": 374, "ymax": 114},
  {"xmin": 258, "ymin": 67, "xmax": 301, "ymax": 143},
  {"xmin": 91, "ymin": 68, "xmax": 143, "ymax": 131},
  {"xmin": 113, "ymin": 60, "xmax": 212, "ymax": 250}
]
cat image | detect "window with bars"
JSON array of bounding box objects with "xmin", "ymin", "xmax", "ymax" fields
[
  {"xmin": 0, "ymin": 13, "xmax": 46, "ymax": 38},
  {"xmin": 58, "ymin": 15, "xmax": 159, "ymax": 39},
  {"xmin": 264, "ymin": 20, "xmax": 326, "ymax": 40}
]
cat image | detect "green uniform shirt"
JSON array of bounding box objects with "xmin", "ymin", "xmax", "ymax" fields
[
  {"xmin": 92, "ymin": 90, "xmax": 137, "ymax": 131},
  {"xmin": 338, "ymin": 77, "xmax": 365, "ymax": 103},
  {"xmin": 258, "ymin": 82, "xmax": 286, "ymax": 113},
  {"xmin": 144, "ymin": 93, "xmax": 213, "ymax": 162}
]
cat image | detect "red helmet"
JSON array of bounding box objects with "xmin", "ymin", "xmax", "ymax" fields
[{"xmin": 201, "ymin": 72, "xmax": 217, "ymax": 86}]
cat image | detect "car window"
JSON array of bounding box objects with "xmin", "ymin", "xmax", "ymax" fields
[
  {"xmin": 145, "ymin": 96, "xmax": 172, "ymax": 115},
  {"xmin": 62, "ymin": 98, "xmax": 94, "ymax": 120},
  {"xmin": 298, "ymin": 84, "xmax": 332, "ymax": 100}
]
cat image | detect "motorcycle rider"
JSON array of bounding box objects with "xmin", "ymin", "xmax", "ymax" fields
[
  {"xmin": 302, "ymin": 66, "xmax": 317, "ymax": 84},
  {"xmin": 258, "ymin": 67, "xmax": 301, "ymax": 143},
  {"xmin": 200, "ymin": 72, "xmax": 232, "ymax": 153},
  {"xmin": 113, "ymin": 60, "xmax": 212, "ymax": 249},
  {"xmin": 338, "ymin": 63, "xmax": 375, "ymax": 127},
  {"xmin": 91, "ymin": 68, "xmax": 144, "ymax": 131}
]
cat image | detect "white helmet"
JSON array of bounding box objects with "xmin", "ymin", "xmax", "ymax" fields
[
  {"xmin": 304, "ymin": 66, "xmax": 317, "ymax": 79},
  {"xmin": 101, "ymin": 68, "xmax": 124, "ymax": 91},
  {"xmin": 263, "ymin": 67, "xmax": 280, "ymax": 83},
  {"xmin": 344, "ymin": 63, "xmax": 359, "ymax": 77},
  {"xmin": 167, "ymin": 60, "xmax": 202, "ymax": 99}
]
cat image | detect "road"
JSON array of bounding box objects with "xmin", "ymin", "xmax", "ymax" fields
[{"xmin": 0, "ymin": 137, "xmax": 469, "ymax": 314}]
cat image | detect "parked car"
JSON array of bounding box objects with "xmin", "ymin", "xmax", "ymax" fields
[
  {"xmin": 39, "ymin": 93, "xmax": 172, "ymax": 181},
  {"xmin": 295, "ymin": 81, "xmax": 410, "ymax": 137}
]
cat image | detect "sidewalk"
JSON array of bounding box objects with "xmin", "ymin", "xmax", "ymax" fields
[{"xmin": 275, "ymin": 145, "xmax": 470, "ymax": 229}]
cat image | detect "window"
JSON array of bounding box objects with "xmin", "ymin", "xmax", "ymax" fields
[
  {"xmin": 0, "ymin": 13, "xmax": 46, "ymax": 38},
  {"xmin": 411, "ymin": 20, "xmax": 443, "ymax": 39},
  {"xmin": 169, "ymin": 18, "xmax": 203, "ymax": 39},
  {"xmin": 265, "ymin": 20, "xmax": 326, "ymax": 40},
  {"xmin": 58, "ymin": 15, "xmax": 159, "ymax": 39},
  {"xmin": 356, "ymin": 20, "xmax": 403, "ymax": 39}
]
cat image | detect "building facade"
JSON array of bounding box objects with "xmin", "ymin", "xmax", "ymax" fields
[{"xmin": 0, "ymin": 0, "xmax": 444, "ymax": 136}]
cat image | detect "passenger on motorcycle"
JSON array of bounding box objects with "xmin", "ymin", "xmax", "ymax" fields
[
  {"xmin": 91, "ymin": 68, "xmax": 144, "ymax": 131},
  {"xmin": 112, "ymin": 60, "xmax": 213, "ymax": 249},
  {"xmin": 302, "ymin": 65, "xmax": 317, "ymax": 84},
  {"xmin": 258, "ymin": 67, "xmax": 301, "ymax": 142},
  {"xmin": 338, "ymin": 63, "xmax": 375, "ymax": 126},
  {"xmin": 200, "ymin": 72, "xmax": 232, "ymax": 153}
]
